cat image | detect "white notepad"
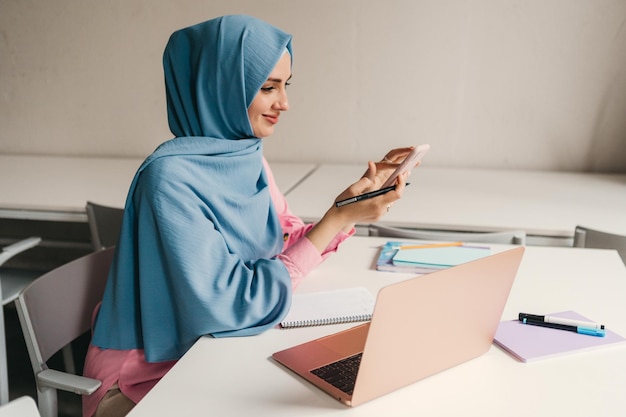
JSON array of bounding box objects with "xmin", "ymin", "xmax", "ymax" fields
[{"xmin": 280, "ymin": 287, "xmax": 375, "ymax": 329}]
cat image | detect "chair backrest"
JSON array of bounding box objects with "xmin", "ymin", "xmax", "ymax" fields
[
  {"xmin": 573, "ymin": 226, "xmax": 626, "ymax": 264},
  {"xmin": 369, "ymin": 224, "xmax": 526, "ymax": 245},
  {"xmin": 15, "ymin": 247, "xmax": 114, "ymax": 370},
  {"xmin": 0, "ymin": 237, "xmax": 42, "ymax": 269},
  {"xmin": 0, "ymin": 396, "xmax": 41, "ymax": 417},
  {"xmin": 85, "ymin": 201, "xmax": 124, "ymax": 251}
]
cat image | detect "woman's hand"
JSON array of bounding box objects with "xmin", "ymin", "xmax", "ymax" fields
[
  {"xmin": 331, "ymin": 166, "xmax": 409, "ymax": 224},
  {"xmin": 305, "ymin": 153, "xmax": 412, "ymax": 253},
  {"xmin": 363, "ymin": 146, "xmax": 418, "ymax": 188}
]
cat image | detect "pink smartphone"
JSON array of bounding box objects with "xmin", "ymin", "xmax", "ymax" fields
[{"xmin": 380, "ymin": 144, "xmax": 430, "ymax": 188}]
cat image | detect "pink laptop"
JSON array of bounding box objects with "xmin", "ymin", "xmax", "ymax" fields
[{"xmin": 272, "ymin": 247, "xmax": 524, "ymax": 407}]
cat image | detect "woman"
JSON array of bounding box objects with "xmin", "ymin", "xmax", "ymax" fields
[{"xmin": 83, "ymin": 14, "xmax": 412, "ymax": 417}]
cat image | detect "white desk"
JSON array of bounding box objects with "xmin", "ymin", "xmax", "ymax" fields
[
  {"xmin": 0, "ymin": 154, "xmax": 316, "ymax": 222},
  {"xmin": 269, "ymin": 162, "xmax": 317, "ymax": 195},
  {"xmin": 0, "ymin": 155, "xmax": 143, "ymax": 222},
  {"xmin": 286, "ymin": 165, "xmax": 626, "ymax": 245},
  {"xmin": 128, "ymin": 236, "xmax": 626, "ymax": 417}
]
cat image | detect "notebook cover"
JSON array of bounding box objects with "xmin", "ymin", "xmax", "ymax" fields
[
  {"xmin": 375, "ymin": 241, "xmax": 438, "ymax": 274},
  {"xmin": 392, "ymin": 245, "xmax": 491, "ymax": 267},
  {"xmin": 494, "ymin": 311, "xmax": 626, "ymax": 362}
]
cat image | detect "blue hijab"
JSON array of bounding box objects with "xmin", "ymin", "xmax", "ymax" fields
[{"xmin": 92, "ymin": 15, "xmax": 294, "ymax": 362}]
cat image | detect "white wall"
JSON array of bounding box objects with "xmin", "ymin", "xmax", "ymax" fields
[{"xmin": 1, "ymin": 0, "xmax": 625, "ymax": 172}]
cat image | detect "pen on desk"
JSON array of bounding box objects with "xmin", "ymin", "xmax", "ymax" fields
[
  {"xmin": 519, "ymin": 316, "xmax": 606, "ymax": 337},
  {"xmin": 335, "ymin": 183, "xmax": 410, "ymax": 208},
  {"xmin": 518, "ymin": 313, "xmax": 605, "ymax": 331},
  {"xmin": 397, "ymin": 241, "xmax": 463, "ymax": 250}
]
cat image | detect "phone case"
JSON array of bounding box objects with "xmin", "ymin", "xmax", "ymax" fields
[{"xmin": 381, "ymin": 144, "xmax": 430, "ymax": 188}]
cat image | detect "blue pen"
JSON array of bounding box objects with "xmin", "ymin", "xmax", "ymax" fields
[{"xmin": 520, "ymin": 317, "xmax": 606, "ymax": 337}]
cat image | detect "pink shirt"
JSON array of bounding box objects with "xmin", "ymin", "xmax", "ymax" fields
[{"xmin": 82, "ymin": 159, "xmax": 352, "ymax": 416}]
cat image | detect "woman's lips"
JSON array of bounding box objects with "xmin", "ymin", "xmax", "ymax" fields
[{"xmin": 263, "ymin": 114, "xmax": 279, "ymax": 124}]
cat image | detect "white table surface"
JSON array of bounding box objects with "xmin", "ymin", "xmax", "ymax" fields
[
  {"xmin": 285, "ymin": 164, "xmax": 626, "ymax": 239},
  {"xmin": 0, "ymin": 155, "xmax": 143, "ymax": 221},
  {"xmin": 270, "ymin": 162, "xmax": 317, "ymax": 195},
  {"xmin": 128, "ymin": 236, "xmax": 626, "ymax": 417},
  {"xmin": 0, "ymin": 154, "xmax": 316, "ymax": 222}
]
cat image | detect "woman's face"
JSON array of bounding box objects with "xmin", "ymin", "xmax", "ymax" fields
[{"xmin": 248, "ymin": 52, "xmax": 292, "ymax": 138}]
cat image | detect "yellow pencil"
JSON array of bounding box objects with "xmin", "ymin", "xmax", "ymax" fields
[{"xmin": 397, "ymin": 241, "xmax": 463, "ymax": 250}]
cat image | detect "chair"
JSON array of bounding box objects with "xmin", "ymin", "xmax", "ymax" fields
[
  {"xmin": 573, "ymin": 226, "xmax": 626, "ymax": 264},
  {"xmin": 368, "ymin": 224, "xmax": 527, "ymax": 245},
  {"xmin": 0, "ymin": 396, "xmax": 41, "ymax": 417},
  {"xmin": 15, "ymin": 247, "xmax": 115, "ymax": 417},
  {"xmin": 0, "ymin": 237, "xmax": 41, "ymax": 405},
  {"xmin": 85, "ymin": 201, "xmax": 124, "ymax": 251}
]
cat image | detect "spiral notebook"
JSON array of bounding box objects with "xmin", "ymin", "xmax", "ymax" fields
[{"xmin": 280, "ymin": 287, "xmax": 375, "ymax": 329}]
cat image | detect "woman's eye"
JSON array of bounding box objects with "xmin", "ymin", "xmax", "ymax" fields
[{"xmin": 261, "ymin": 82, "xmax": 290, "ymax": 92}]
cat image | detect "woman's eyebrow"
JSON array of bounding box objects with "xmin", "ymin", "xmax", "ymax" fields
[{"xmin": 266, "ymin": 74, "xmax": 293, "ymax": 83}]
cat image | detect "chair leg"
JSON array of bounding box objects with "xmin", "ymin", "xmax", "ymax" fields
[
  {"xmin": 0, "ymin": 304, "xmax": 8, "ymax": 405},
  {"xmin": 36, "ymin": 386, "xmax": 58, "ymax": 417},
  {"xmin": 62, "ymin": 345, "xmax": 76, "ymax": 375}
]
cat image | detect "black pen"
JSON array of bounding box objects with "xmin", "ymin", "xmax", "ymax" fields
[
  {"xmin": 519, "ymin": 316, "xmax": 605, "ymax": 337},
  {"xmin": 518, "ymin": 313, "xmax": 605, "ymax": 331},
  {"xmin": 335, "ymin": 183, "xmax": 409, "ymax": 208}
]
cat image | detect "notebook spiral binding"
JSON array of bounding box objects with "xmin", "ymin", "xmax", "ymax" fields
[{"xmin": 281, "ymin": 313, "xmax": 372, "ymax": 329}]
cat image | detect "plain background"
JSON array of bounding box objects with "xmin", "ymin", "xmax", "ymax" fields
[{"xmin": 1, "ymin": 0, "xmax": 626, "ymax": 172}]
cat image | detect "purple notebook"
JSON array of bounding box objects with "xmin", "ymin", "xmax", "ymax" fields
[{"xmin": 494, "ymin": 311, "xmax": 626, "ymax": 362}]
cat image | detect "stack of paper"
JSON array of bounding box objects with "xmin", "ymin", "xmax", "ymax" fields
[{"xmin": 376, "ymin": 241, "xmax": 491, "ymax": 274}]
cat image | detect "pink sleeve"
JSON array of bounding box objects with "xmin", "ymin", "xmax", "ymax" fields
[{"xmin": 263, "ymin": 159, "xmax": 354, "ymax": 289}]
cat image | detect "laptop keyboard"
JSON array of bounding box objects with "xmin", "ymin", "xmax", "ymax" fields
[{"xmin": 310, "ymin": 352, "xmax": 363, "ymax": 395}]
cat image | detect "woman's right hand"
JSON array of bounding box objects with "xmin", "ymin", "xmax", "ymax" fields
[
  {"xmin": 304, "ymin": 161, "xmax": 410, "ymax": 253},
  {"xmin": 332, "ymin": 162, "xmax": 409, "ymax": 225}
]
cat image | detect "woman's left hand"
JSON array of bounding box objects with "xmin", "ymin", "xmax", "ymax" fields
[{"xmin": 363, "ymin": 147, "xmax": 416, "ymax": 188}]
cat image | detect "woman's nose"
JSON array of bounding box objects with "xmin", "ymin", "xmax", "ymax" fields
[{"xmin": 274, "ymin": 92, "xmax": 289, "ymax": 111}]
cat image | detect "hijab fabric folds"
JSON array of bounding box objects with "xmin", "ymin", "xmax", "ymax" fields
[{"xmin": 91, "ymin": 15, "xmax": 294, "ymax": 362}]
